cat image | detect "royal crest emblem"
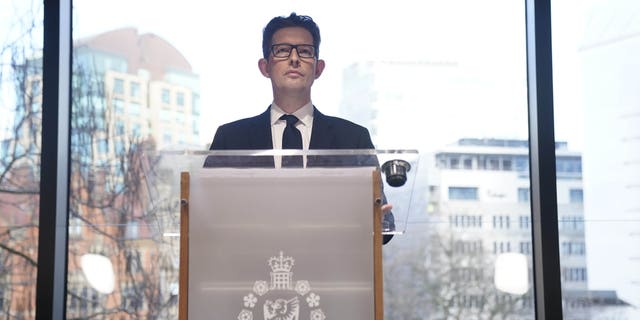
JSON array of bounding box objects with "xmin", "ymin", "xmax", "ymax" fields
[{"xmin": 237, "ymin": 251, "xmax": 326, "ymax": 320}]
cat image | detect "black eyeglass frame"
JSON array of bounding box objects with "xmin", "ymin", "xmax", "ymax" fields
[{"xmin": 270, "ymin": 43, "xmax": 317, "ymax": 59}]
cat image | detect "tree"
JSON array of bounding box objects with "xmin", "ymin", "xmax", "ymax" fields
[
  {"xmin": 383, "ymin": 225, "xmax": 534, "ymax": 319},
  {"xmin": 1, "ymin": 3, "xmax": 182, "ymax": 318},
  {"xmin": 0, "ymin": 1, "xmax": 43, "ymax": 318},
  {"xmin": 63, "ymin": 48, "xmax": 181, "ymax": 319}
]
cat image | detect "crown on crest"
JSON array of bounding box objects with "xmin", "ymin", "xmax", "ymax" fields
[{"xmin": 268, "ymin": 251, "xmax": 294, "ymax": 273}]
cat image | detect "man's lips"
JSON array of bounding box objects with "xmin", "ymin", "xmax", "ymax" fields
[{"xmin": 285, "ymin": 71, "xmax": 303, "ymax": 77}]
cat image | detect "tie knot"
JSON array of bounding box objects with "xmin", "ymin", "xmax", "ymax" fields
[{"xmin": 280, "ymin": 114, "xmax": 299, "ymax": 127}]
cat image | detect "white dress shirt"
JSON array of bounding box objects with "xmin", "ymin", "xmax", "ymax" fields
[{"xmin": 270, "ymin": 102, "xmax": 314, "ymax": 168}]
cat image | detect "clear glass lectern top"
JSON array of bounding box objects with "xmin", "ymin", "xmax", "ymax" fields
[{"xmin": 158, "ymin": 149, "xmax": 418, "ymax": 235}]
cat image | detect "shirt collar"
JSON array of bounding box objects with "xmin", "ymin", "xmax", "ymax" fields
[{"xmin": 270, "ymin": 102, "xmax": 314, "ymax": 126}]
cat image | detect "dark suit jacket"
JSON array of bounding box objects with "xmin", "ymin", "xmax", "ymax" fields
[
  {"xmin": 209, "ymin": 106, "xmax": 374, "ymax": 150},
  {"xmin": 206, "ymin": 106, "xmax": 393, "ymax": 244}
]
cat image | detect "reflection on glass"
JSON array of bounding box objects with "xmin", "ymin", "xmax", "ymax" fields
[
  {"xmin": 495, "ymin": 252, "xmax": 529, "ymax": 295},
  {"xmin": 70, "ymin": 0, "xmax": 534, "ymax": 318},
  {"xmin": 553, "ymin": 0, "xmax": 640, "ymax": 318},
  {"xmin": 385, "ymin": 140, "xmax": 536, "ymax": 318},
  {"xmin": 0, "ymin": 1, "xmax": 43, "ymax": 318},
  {"xmin": 69, "ymin": 21, "xmax": 197, "ymax": 319},
  {"xmin": 80, "ymin": 253, "xmax": 115, "ymax": 294}
]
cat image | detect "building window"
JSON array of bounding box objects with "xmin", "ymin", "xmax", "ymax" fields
[
  {"xmin": 161, "ymin": 88, "xmax": 171, "ymax": 104},
  {"xmin": 493, "ymin": 241, "xmax": 511, "ymax": 254},
  {"xmin": 114, "ymin": 140, "xmax": 125, "ymax": 154},
  {"xmin": 94, "ymin": 116, "xmax": 106, "ymax": 131},
  {"xmin": 113, "ymin": 98, "xmax": 124, "ymax": 114},
  {"xmin": 561, "ymin": 242, "xmax": 585, "ymax": 256},
  {"xmin": 573, "ymin": 242, "xmax": 585, "ymax": 255},
  {"xmin": 492, "ymin": 215, "xmax": 510, "ymax": 229},
  {"xmin": 563, "ymin": 268, "xmax": 587, "ymax": 282},
  {"xmin": 519, "ymin": 215, "xmax": 531, "ymax": 229},
  {"xmin": 437, "ymin": 156, "xmax": 447, "ymax": 168},
  {"xmin": 125, "ymin": 221, "xmax": 139, "ymax": 239},
  {"xmin": 518, "ymin": 187, "xmax": 530, "ymax": 203},
  {"xmin": 97, "ymin": 139, "xmax": 108, "ymax": 154},
  {"xmin": 132, "ymin": 123, "xmax": 141, "ymax": 137},
  {"xmin": 519, "ymin": 241, "xmax": 531, "ymax": 254},
  {"xmin": 115, "ymin": 121, "xmax": 125, "ymax": 136},
  {"xmin": 477, "ymin": 156, "xmax": 486, "ymax": 170},
  {"xmin": 502, "ymin": 158, "xmax": 513, "ymax": 171},
  {"xmin": 488, "ymin": 157, "xmax": 500, "ymax": 170},
  {"xmin": 560, "ymin": 215, "xmax": 584, "ymax": 231},
  {"xmin": 451, "ymin": 267, "xmax": 484, "ymax": 282},
  {"xmin": 113, "ymin": 78, "xmax": 124, "ymax": 95},
  {"xmin": 448, "ymin": 187, "xmax": 478, "ymax": 200},
  {"xmin": 453, "ymin": 240, "xmax": 483, "ymax": 254},
  {"xmin": 130, "ymin": 81, "xmax": 140, "ymax": 98},
  {"xmin": 557, "ymin": 157, "xmax": 582, "ymax": 174},
  {"xmin": 449, "ymin": 215, "xmax": 483, "ymax": 228},
  {"xmin": 176, "ymin": 92, "xmax": 185, "ymax": 107},
  {"xmin": 450, "ymin": 157, "xmax": 460, "ymax": 169},
  {"xmin": 453, "ymin": 294, "xmax": 484, "ymax": 309},
  {"xmin": 69, "ymin": 217, "xmax": 83, "ymax": 238},
  {"xmin": 561, "ymin": 242, "xmax": 571, "ymax": 255},
  {"xmin": 192, "ymin": 119, "xmax": 199, "ymax": 135},
  {"xmin": 463, "ymin": 158, "xmax": 473, "ymax": 169},
  {"xmin": 192, "ymin": 93, "xmax": 200, "ymax": 115},
  {"xmin": 515, "ymin": 156, "xmax": 529, "ymax": 172},
  {"xmin": 569, "ymin": 188, "xmax": 583, "ymax": 204}
]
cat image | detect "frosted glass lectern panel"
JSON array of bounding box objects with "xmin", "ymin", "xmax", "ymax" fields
[
  {"xmin": 188, "ymin": 168, "xmax": 376, "ymax": 319},
  {"xmin": 189, "ymin": 149, "xmax": 419, "ymax": 235}
]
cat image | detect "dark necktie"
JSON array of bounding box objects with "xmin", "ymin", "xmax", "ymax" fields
[{"xmin": 280, "ymin": 114, "xmax": 303, "ymax": 167}]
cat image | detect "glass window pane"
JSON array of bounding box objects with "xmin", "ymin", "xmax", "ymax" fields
[
  {"xmin": 448, "ymin": 187, "xmax": 479, "ymax": 201},
  {"xmin": 553, "ymin": 0, "xmax": 640, "ymax": 317},
  {"xmin": 0, "ymin": 1, "xmax": 43, "ymax": 317},
  {"xmin": 72, "ymin": 1, "xmax": 534, "ymax": 319}
]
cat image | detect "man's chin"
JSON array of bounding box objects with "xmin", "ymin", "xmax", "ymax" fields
[{"xmin": 276, "ymin": 82, "xmax": 312, "ymax": 92}]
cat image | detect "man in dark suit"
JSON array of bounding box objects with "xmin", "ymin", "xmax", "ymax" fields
[
  {"xmin": 208, "ymin": 13, "xmax": 393, "ymax": 243},
  {"xmin": 210, "ymin": 107, "xmax": 374, "ymax": 150}
]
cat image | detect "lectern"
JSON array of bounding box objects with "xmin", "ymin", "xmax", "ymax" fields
[{"xmin": 177, "ymin": 150, "xmax": 417, "ymax": 320}]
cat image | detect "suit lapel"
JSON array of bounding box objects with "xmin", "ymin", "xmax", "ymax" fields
[{"xmin": 310, "ymin": 107, "xmax": 334, "ymax": 149}]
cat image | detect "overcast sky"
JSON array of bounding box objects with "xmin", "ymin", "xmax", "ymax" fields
[
  {"xmin": 1, "ymin": 0, "xmax": 593, "ymax": 151},
  {"xmin": 71, "ymin": 0, "xmax": 578, "ymax": 151}
]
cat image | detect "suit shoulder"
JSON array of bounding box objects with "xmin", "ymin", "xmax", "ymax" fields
[
  {"xmin": 215, "ymin": 113, "xmax": 267, "ymax": 139},
  {"xmin": 323, "ymin": 115, "xmax": 369, "ymax": 132},
  {"xmin": 218, "ymin": 114, "xmax": 264, "ymax": 130}
]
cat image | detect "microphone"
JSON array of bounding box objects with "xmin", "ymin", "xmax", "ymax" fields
[{"xmin": 381, "ymin": 159, "xmax": 411, "ymax": 187}]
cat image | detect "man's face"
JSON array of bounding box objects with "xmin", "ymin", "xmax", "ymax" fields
[{"xmin": 259, "ymin": 27, "xmax": 325, "ymax": 95}]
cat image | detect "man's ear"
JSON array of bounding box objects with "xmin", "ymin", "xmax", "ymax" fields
[
  {"xmin": 258, "ymin": 58, "xmax": 270, "ymax": 78},
  {"xmin": 314, "ymin": 59, "xmax": 326, "ymax": 79}
]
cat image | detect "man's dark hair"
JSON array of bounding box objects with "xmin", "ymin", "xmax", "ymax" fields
[{"xmin": 262, "ymin": 12, "xmax": 321, "ymax": 59}]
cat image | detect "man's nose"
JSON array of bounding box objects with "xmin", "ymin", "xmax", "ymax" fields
[{"xmin": 289, "ymin": 48, "xmax": 300, "ymax": 65}]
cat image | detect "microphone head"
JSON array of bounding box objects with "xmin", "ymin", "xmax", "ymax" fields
[{"xmin": 381, "ymin": 159, "xmax": 411, "ymax": 187}]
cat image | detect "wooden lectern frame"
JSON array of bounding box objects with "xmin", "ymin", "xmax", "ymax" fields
[{"xmin": 179, "ymin": 169, "xmax": 384, "ymax": 319}]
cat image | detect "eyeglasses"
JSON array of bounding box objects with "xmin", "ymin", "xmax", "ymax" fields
[{"xmin": 270, "ymin": 43, "xmax": 317, "ymax": 58}]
